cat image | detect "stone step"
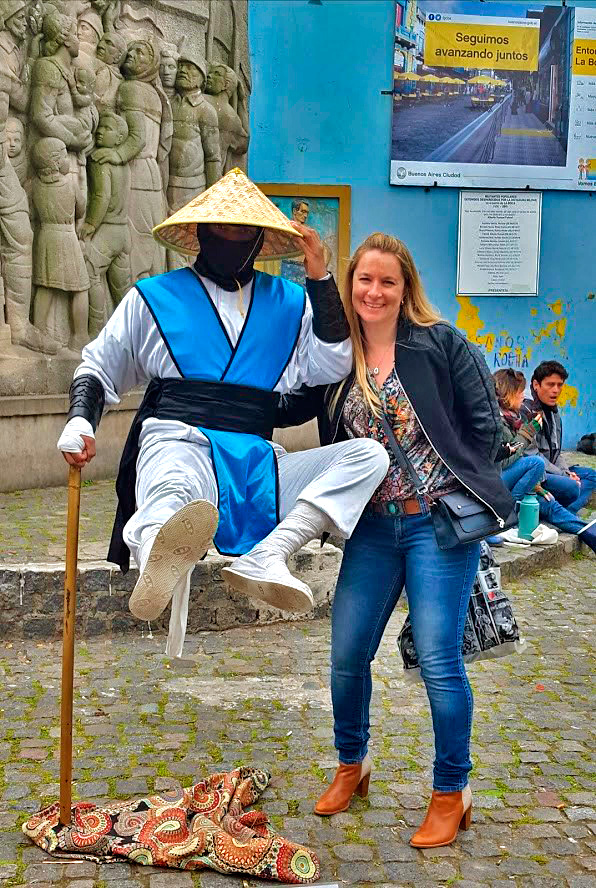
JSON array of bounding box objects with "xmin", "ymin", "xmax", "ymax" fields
[
  {"xmin": 0, "ymin": 531, "xmax": 589, "ymax": 642},
  {"xmin": 0, "ymin": 541, "xmax": 342, "ymax": 641}
]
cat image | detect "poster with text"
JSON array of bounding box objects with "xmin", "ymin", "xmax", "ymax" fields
[{"xmin": 391, "ymin": 1, "xmax": 596, "ymax": 190}]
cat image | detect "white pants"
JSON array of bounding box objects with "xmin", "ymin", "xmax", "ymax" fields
[{"xmin": 123, "ymin": 419, "xmax": 389, "ymax": 655}]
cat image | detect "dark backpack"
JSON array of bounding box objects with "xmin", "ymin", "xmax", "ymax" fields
[{"xmin": 577, "ymin": 433, "xmax": 596, "ymax": 455}]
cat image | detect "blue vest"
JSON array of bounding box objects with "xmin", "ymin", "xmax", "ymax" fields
[{"xmin": 136, "ymin": 267, "xmax": 305, "ymax": 555}]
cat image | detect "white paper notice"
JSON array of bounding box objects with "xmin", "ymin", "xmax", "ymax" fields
[{"xmin": 457, "ymin": 191, "xmax": 541, "ymax": 297}]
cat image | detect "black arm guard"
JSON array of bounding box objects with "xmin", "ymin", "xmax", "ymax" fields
[
  {"xmin": 67, "ymin": 374, "xmax": 105, "ymax": 432},
  {"xmin": 306, "ymin": 276, "xmax": 350, "ymax": 343}
]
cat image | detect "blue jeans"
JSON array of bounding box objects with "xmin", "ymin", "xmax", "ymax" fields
[
  {"xmin": 538, "ymin": 496, "xmax": 585, "ymax": 534},
  {"xmin": 543, "ymin": 466, "xmax": 596, "ymax": 514},
  {"xmin": 500, "ymin": 456, "xmax": 586, "ymax": 534},
  {"xmin": 501, "ymin": 455, "xmax": 545, "ymax": 502},
  {"xmin": 331, "ymin": 508, "xmax": 480, "ymax": 791}
]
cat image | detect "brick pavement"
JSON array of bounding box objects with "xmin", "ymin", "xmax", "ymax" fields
[{"xmin": 0, "ymin": 554, "xmax": 594, "ymax": 887}]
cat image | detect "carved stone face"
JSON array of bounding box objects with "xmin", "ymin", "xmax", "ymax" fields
[
  {"xmin": 75, "ymin": 67, "xmax": 96, "ymax": 97},
  {"xmin": 77, "ymin": 20, "xmax": 100, "ymax": 50},
  {"xmin": 205, "ymin": 66, "xmax": 226, "ymax": 96},
  {"xmin": 96, "ymin": 33, "xmax": 125, "ymax": 66},
  {"xmin": 123, "ymin": 42, "xmax": 153, "ymax": 77},
  {"xmin": 6, "ymin": 9, "xmax": 28, "ymax": 41},
  {"xmin": 5, "ymin": 119, "xmax": 24, "ymax": 158},
  {"xmin": 175, "ymin": 60, "xmax": 204, "ymax": 93},
  {"xmin": 95, "ymin": 116, "xmax": 122, "ymax": 148},
  {"xmin": 160, "ymin": 56, "xmax": 178, "ymax": 88},
  {"xmin": 62, "ymin": 21, "xmax": 80, "ymax": 57}
]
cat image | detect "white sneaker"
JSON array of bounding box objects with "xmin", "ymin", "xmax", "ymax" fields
[
  {"xmin": 129, "ymin": 500, "xmax": 219, "ymax": 621},
  {"xmin": 222, "ymin": 549, "xmax": 314, "ymax": 613}
]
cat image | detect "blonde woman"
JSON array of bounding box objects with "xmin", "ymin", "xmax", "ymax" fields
[{"xmin": 276, "ymin": 233, "xmax": 513, "ymax": 848}]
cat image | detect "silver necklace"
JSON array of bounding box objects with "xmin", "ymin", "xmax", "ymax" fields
[{"xmin": 366, "ymin": 340, "xmax": 394, "ymax": 376}]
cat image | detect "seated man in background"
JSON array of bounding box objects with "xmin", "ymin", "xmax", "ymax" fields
[{"xmin": 523, "ymin": 360, "xmax": 596, "ymax": 515}]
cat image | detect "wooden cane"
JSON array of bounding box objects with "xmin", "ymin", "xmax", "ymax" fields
[{"xmin": 59, "ymin": 464, "xmax": 81, "ymax": 826}]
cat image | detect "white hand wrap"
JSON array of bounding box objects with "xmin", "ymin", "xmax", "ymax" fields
[{"xmin": 57, "ymin": 416, "xmax": 95, "ymax": 453}]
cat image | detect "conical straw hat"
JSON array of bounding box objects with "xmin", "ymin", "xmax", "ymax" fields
[{"xmin": 153, "ymin": 167, "xmax": 303, "ymax": 260}]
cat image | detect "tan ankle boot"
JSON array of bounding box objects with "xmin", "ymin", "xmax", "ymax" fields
[
  {"xmin": 410, "ymin": 786, "xmax": 472, "ymax": 848},
  {"xmin": 314, "ymin": 755, "xmax": 371, "ymax": 816}
]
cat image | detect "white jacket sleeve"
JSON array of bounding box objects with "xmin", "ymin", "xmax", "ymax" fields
[{"xmin": 72, "ymin": 287, "xmax": 151, "ymax": 406}]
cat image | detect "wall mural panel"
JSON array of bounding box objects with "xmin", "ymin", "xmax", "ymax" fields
[{"xmin": 0, "ymin": 0, "xmax": 249, "ymax": 392}]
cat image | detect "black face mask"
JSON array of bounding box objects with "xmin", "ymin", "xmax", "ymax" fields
[{"xmin": 194, "ymin": 224, "xmax": 265, "ymax": 291}]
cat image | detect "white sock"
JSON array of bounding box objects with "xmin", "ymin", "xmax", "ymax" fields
[{"xmin": 250, "ymin": 501, "xmax": 330, "ymax": 563}]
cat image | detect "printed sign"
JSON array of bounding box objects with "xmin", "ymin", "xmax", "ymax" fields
[
  {"xmin": 424, "ymin": 18, "xmax": 539, "ymax": 72},
  {"xmin": 457, "ymin": 191, "xmax": 542, "ymax": 298},
  {"xmin": 391, "ymin": 2, "xmax": 596, "ymax": 191}
]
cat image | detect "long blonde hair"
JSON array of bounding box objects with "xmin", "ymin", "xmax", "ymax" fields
[{"xmin": 330, "ymin": 233, "xmax": 440, "ymax": 417}]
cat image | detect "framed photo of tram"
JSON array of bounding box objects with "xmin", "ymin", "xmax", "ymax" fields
[
  {"xmin": 254, "ymin": 183, "xmax": 351, "ymax": 292},
  {"xmin": 390, "ymin": 1, "xmax": 596, "ymax": 192}
]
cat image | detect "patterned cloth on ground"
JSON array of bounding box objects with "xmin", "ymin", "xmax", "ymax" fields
[{"xmin": 22, "ymin": 767, "xmax": 319, "ymax": 884}]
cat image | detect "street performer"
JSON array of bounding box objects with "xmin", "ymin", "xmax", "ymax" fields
[{"xmin": 57, "ymin": 169, "xmax": 389, "ymax": 656}]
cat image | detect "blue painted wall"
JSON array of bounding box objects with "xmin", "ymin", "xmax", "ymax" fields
[{"xmin": 248, "ymin": 0, "xmax": 596, "ymax": 447}]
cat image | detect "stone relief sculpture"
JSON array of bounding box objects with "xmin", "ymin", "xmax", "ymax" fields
[
  {"xmin": 94, "ymin": 30, "xmax": 126, "ymax": 112},
  {"xmin": 167, "ymin": 44, "xmax": 220, "ymax": 270},
  {"xmin": 0, "ymin": 0, "xmax": 250, "ymax": 368},
  {"xmin": 30, "ymin": 12, "xmax": 92, "ymax": 199},
  {"xmin": 159, "ymin": 40, "xmax": 178, "ymax": 100},
  {"xmin": 205, "ymin": 62, "xmax": 248, "ymax": 175},
  {"xmin": 0, "ymin": 0, "xmax": 50, "ymax": 352},
  {"xmin": 95, "ymin": 37, "xmax": 171, "ymax": 281},
  {"xmin": 31, "ymin": 136, "xmax": 89, "ymax": 351},
  {"xmin": 82, "ymin": 109, "xmax": 131, "ymax": 335},
  {"xmin": 76, "ymin": 6, "xmax": 103, "ymax": 68},
  {"xmin": 6, "ymin": 116, "xmax": 28, "ymax": 197}
]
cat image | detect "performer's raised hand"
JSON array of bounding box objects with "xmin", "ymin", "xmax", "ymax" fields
[{"xmin": 290, "ymin": 221, "xmax": 328, "ymax": 280}]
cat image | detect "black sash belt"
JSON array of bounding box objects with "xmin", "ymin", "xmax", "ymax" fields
[{"xmin": 107, "ymin": 378, "xmax": 279, "ymax": 572}]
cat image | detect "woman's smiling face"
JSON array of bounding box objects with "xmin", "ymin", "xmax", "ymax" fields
[{"xmin": 351, "ymin": 249, "xmax": 405, "ymax": 330}]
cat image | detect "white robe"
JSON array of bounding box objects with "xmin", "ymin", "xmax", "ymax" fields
[{"xmin": 61, "ymin": 273, "xmax": 389, "ymax": 655}]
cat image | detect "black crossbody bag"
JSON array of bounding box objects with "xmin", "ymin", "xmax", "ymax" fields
[{"xmin": 379, "ymin": 413, "xmax": 517, "ymax": 549}]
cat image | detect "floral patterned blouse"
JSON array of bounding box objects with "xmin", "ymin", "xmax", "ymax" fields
[{"xmin": 342, "ymin": 369, "xmax": 460, "ymax": 504}]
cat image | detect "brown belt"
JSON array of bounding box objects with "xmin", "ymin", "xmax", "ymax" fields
[{"xmin": 366, "ymin": 497, "xmax": 430, "ymax": 517}]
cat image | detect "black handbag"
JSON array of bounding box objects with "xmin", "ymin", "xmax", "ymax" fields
[{"xmin": 379, "ymin": 412, "xmax": 517, "ymax": 550}]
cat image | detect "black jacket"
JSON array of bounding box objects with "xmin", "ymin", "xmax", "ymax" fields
[{"xmin": 277, "ymin": 319, "xmax": 514, "ymax": 523}]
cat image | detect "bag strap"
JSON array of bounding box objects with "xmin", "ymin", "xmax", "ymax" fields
[{"xmin": 378, "ymin": 411, "xmax": 429, "ymax": 497}]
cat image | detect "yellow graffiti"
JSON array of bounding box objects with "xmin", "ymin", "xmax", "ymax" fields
[
  {"xmin": 531, "ymin": 318, "xmax": 567, "ymax": 345},
  {"xmin": 548, "ymin": 299, "xmax": 563, "ymax": 316},
  {"xmin": 456, "ymin": 296, "xmax": 486, "ymax": 346},
  {"xmin": 530, "ymin": 308, "xmax": 538, "ymax": 316},
  {"xmin": 456, "ymin": 296, "xmax": 533, "ymax": 364},
  {"xmin": 558, "ymin": 384, "xmax": 579, "ymax": 408}
]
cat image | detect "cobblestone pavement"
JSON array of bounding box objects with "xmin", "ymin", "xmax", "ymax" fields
[
  {"xmin": 0, "ymin": 480, "xmax": 116, "ymax": 565},
  {"xmin": 0, "ymin": 554, "xmax": 594, "ymax": 887}
]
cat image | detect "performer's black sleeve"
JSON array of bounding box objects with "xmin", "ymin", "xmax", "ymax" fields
[
  {"xmin": 67, "ymin": 374, "xmax": 105, "ymax": 432},
  {"xmin": 305, "ymin": 276, "xmax": 350, "ymax": 343},
  {"xmin": 276, "ymin": 383, "xmax": 326, "ymax": 429}
]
